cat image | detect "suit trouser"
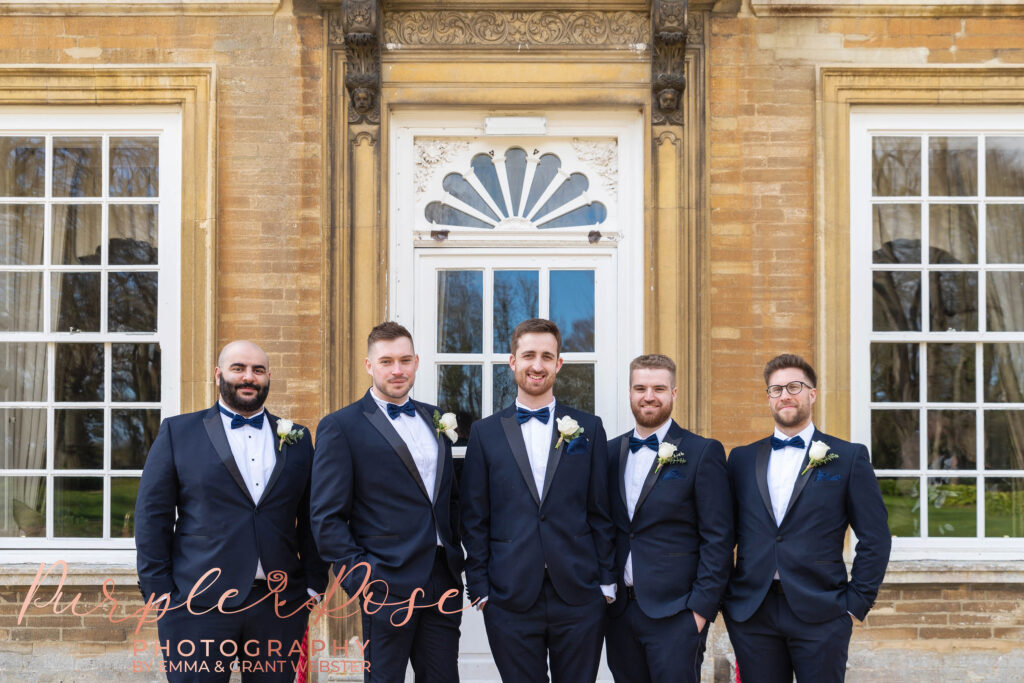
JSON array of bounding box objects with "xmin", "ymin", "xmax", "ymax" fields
[
  {"xmin": 605, "ymin": 593, "xmax": 707, "ymax": 683},
  {"xmin": 360, "ymin": 548, "xmax": 462, "ymax": 683},
  {"xmin": 725, "ymin": 583, "xmax": 853, "ymax": 683},
  {"xmin": 483, "ymin": 573, "xmax": 607, "ymax": 683},
  {"xmin": 156, "ymin": 582, "xmax": 310, "ymax": 683}
]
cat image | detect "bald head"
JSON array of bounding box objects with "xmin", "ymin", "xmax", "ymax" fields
[
  {"xmin": 217, "ymin": 340, "xmax": 269, "ymax": 370},
  {"xmin": 215, "ymin": 340, "xmax": 271, "ymax": 416}
]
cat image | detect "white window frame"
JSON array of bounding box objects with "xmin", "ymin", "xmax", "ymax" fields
[
  {"xmin": 389, "ymin": 109, "xmax": 644, "ymax": 436},
  {"xmin": 851, "ymin": 108, "xmax": 1024, "ymax": 561},
  {"xmin": 0, "ymin": 108, "xmax": 181, "ymax": 563}
]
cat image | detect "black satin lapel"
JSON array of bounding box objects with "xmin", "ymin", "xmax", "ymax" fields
[
  {"xmin": 636, "ymin": 434, "xmax": 680, "ymax": 514},
  {"xmin": 203, "ymin": 408, "xmax": 254, "ymax": 505},
  {"xmin": 261, "ymin": 414, "xmax": 288, "ymax": 501},
  {"xmin": 617, "ymin": 438, "xmax": 629, "ymax": 513},
  {"xmin": 415, "ymin": 404, "xmax": 446, "ymax": 503},
  {"xmin": 501, "ymin": 414, "xmax": 541, "ymax": 506},
  {"xmin": 364, "ymin": 407, "xmax": 431, "ymax": 501},
  {"xmin": 783, "ymin": 444, "xmax": 815, "ymax": 523},
  {"xmin": 540, "ymin": 408, "xmax": 564, "ymax": 503},
  {"xmin": 755, "ymin": 440, "xmax": 775, "ymax": 525}
]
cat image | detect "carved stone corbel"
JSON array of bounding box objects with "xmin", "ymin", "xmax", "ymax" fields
[
  {"xmin": 652, "ymin": 0, "xmax": 688, "ymax": 126},
  {"xmin": 342, "ymin": 0, "xmax": 381, "ymax": 125}
]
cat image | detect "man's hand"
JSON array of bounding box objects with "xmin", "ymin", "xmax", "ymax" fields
[
  {"xmin": 605, "ymin": 595, "xmax": 614, "ymax": 604},
  {"xmin": 693, "ymin": 611, "xmax": 706, "ymax": 632}
]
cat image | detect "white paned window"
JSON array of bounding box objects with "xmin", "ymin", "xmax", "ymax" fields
[
  {"xmin": 0, "ymin": 110, "xmax": 180, "ymax": 557},
  {"xmin": 851, "ymin": 110, "xmax": 1024, "ymax": 560}
]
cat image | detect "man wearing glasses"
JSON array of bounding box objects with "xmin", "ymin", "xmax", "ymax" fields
[{"xmin": 723, "ymin": 354, "xmax": 891, "ymax": 683}]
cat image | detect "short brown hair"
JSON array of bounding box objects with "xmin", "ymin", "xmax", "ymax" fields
[
  {"xmin": 510, "ymin": 318, "xmax": 561, "ymax": 356},
  {"xmin": 763, "ymin": 353, "xmax": 817, "ymax": 387},
  {"xmin": 367, "ymin": 321, "xmax": 414, "ymax": 352},
  {"xmin": 629, "ymin": 354, "xmax": 676, "ymax": 387}
]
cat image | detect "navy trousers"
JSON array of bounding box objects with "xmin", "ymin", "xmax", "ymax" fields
[{"xmin": 606, "ymin": 594, "xmax": 707, "ymax": 683}]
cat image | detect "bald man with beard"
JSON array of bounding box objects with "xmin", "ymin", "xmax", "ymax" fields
[{"xmin": 135, "ymin": 341, "xmax": 328, "ymax": 682}]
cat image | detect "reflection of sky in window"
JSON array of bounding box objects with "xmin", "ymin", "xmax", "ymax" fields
[
  {"xmin": 471, "ymin": 154, "xmax": 507, "ymax": 217},
  {"xmin": 550, "ymin": 270, "xmax": 594, "ymax": 352},
  {"xmin": 493, "ymin": 270, "xmax": 538, "ymax": 353},
  {"xmin": 437, "ymin": 270, "xmax": 482, "ymax": 353},
  {"xmin": 504, "ymin": 148, "xmax": 527, "ymax": 212}
]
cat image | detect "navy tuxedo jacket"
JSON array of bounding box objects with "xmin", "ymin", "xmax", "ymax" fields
[
  {"xmin": 607, "ymin": 421, "xmax": 733, "ymax": 621},
  {"xmin": 461, "ymin": 402, "xmax": 615, "ymax": 611},
  {"xmin": 724, "ymin": 430, "xmax": 891, "ymax": 623},
  {"xmin": 310, "ymin": 390, "xmax": 464, "ymax": 598},
  {"xmin": 135, "ymin": 405, "xmax": 328, "ymax": 608}
]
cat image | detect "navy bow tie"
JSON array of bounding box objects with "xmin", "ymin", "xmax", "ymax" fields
[
  {"xmin": 628, "ymin": 434, "xmax": 659, "ymax": 453},
  {"xmin": 770, "ymin": 435, "xmax": 805, "ymax": 451},
  {"xmin": 516, "ymin": 406, "xmax": 550, "ymax": 425},
  {"xmin": 219, "ymin": 404, "xmax": 264, "ymax": 430},
  {"xmin": 386, "ymin": 402, "xmax": 417, "ymax": 420}
]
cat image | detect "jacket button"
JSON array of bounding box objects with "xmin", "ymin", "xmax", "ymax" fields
[
  {"xmin": 776, "ymin": 535, "xmax": 782, "ymax": 542},
  {"xmin": 540, "ymin": 515, "xmax": 546, "ymax": 522},
  {"xmin": 630, "ymin": 533, "xmax": 636, "ymax": 539}
]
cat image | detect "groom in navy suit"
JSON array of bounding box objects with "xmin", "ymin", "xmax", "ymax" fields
[
  {"xmin": 724, "ymin": 354, "xmax": 891, "ymax": 682},
  {"xmin": 311, "ymin": 321, "xmax": 464, "ymax": 683},
  {"xmin": 461, "ymin": 318, "xmax": 615, "ymax": 683},
  {"xmin": 605, "ymin": 354, "xmax": 732, "ymax": 683},
  {"xmin": 135, "ymin": 340, "xmax": 328, "ymax": 681}
]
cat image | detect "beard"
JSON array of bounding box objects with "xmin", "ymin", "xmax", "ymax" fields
[
  {"xmin": 219, "ymin": 377, "xmax": 270, "ymax": 414},
  {"xmin": 373, "ymin": 375, "xmax": 413, "ymax": 402},
  {"xmin": 771, "ymin": 401, "xmax": 811, "ymax": 428},
  {"xmin": 514, "ymin": 365, "xmax": 557, "ymax": 397},
  {"xmin": 632, "ymin": 400, "xmax": 674, "ymax": 429}
]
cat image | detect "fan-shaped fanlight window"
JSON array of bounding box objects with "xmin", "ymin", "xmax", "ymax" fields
[{"xmin": 425, "ymin": 148, "xmax": 608, "ymax": 230}]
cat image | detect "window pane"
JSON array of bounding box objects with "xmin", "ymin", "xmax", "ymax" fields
[
  {"xmin": 108, "ymin": 272, "xmax": 158, "ymax": 332},
  {"xmin": 550, "ymin": 270, "xmax": 595, "ymax": 352},
  {"xmin": 492, "ymin": 364, "xmax": 517, "ymax": 413},
  {"xmin": 55, "ymin": 409, "xmax": 103, "ymax": 469},
  {"xmin": 927, "ymin": 478, "xmax": 976, "ymax": 538},
  {"xmin": 51, "ymin": 272, "xmax": 100, "ymax": 333},
  {"xmin": 525, "ymin": 153, "xmax": 562, "ymax": 215},
  {"xmin": 877, "ymin": 477, "xmax": 920, "ymax": 537},
  {"xmin": 986, "ymin": 272, "xmax": 1024, "ymax": 332},
  {"xmin": 537, "ymin": 202, "xmax": 607, "ymax": 230},
  {"xmin": 110, "ymin": 137, "xmax": 158, "ymax": 198},
  {"xmin": 470, "ymin": 153, "xmax": 508, "ymax": 218},
  {"xmin": 0, "ymin": 342, "xmax": 47, "ymax": 401},
  {"xmin": 437, "ymin": 270, "xmax": 482, "ymax": 353},
  {"xmin": 424, "ymin": 201, "xmax": 494, "ymax": 229},
  {"xmin": 929, "ymin": 137, "xmax": 977, "ymax": 197},
  {"xmin": 52, "ymin": 204, "xmax": 102, "ymax": 265},
  {"xmin": 112, "ymin": 409, "xmax": 160, "ymax": 469},
  {"xmin": 436, "ymin": 365, "xmax": 480, "ymax": 448},
  {"xmin": 871, "ymin": 343, "xmax": 919, "ymax": 402},
  {"xmin": 112, "ymin": 343, "xmax": 161, "ymax": 402},
  {"xmin": 55, "ymin": 343, "xmax": 104, "ymax": 402},
  {"xmin": 872, "ymin": 136, "xmax": 920, "ymax": 197},
  {"xmin": 441, "ymin": 169, "xmax": 500, "ymax": 222},
  {"xmin": 534, "ymin": 173, "xmax": 588, "ymax": 223},
  {"xmin": 985, "ymin": 478, "xmax": 1024, "ymax": 537},
  {"xmin": 871, "ymin": 410, "xmax": 919, "ymax": 470},
  {"xmin": 987, "ymin": 205, "xmax": 1024, "ymax": 264},
  {"xmin": 53, "ymin": 137, "xmax": 101, "ymax": 197},
  {"xmin": 493, "ymin": 270, "xmax": 538, "ymax": 353},
  {"xmin": 872, "ymin": 271, "xmax": 920, "ymax": 331},
  {"xmin": 984, "ymin": 411, "xmax": 1024, "ymax": 471},
  {"xmin": 111, "ymin": 477, "xmax": 141, "ymax": 538},
  {"xmin": 0, "ymin": 136, "xmax": 45, "ymax": 197},
  {"xmin": 872, "ymin": 204, "xmax": 920, "ymax": 263},
  {"xmin": 0, "ymin": 409, "xmax": 46, "ymax": 470},
  {"xmin": 0, "ymin": 272, "xmax": 43, "ymax": 331},
  {"xmin": 927, "ymin": 343, "xmax": 974, "ymax": 403},
  {"xmin": 929, "ymin": 204, "xmax": 977, "ymax": 264},
  {"xmin": 53, "ymin": 477, "xmax": 103, "ymax": 537},
  {"xmin": 109, "ymin": 205, "xmax": 158, "ymax": 264},
  {"xmin": 0, "ymin": 204, "xmax": 44, "ymax": 264},
  {"xmin": 983, "ymin": 343, "xmax": 1024, "ymax": 403},
  {"xmin": 929, "ymin": 271, "xmax": 977, "ymax": 331},
  {"xmin": 504, "ymin": 148, "xmax": 528, "ymax": 214},
  {"xmin": 926, "ymin": 410, "xmax": 975, "ymax": 470},
  {"xmin": 554, "ymin": 363, "xmax": 594, "ymax": 414},
  {"xmin": 986, "ymin": 137, "xmax": 1024, "ymax": 197},
  {"xmin": 0, "ymin": 476, "xmax": 45, "ymax": 537}
]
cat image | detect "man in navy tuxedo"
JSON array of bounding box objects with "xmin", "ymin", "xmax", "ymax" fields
[
  {"xmin": 724, "ymin": 354, "xmax": 891, "ymax": 682},
  {"xmin": 461, "ymin": 318, "xmax": 615, "ymax": 683},
  {"xmin": 311, "ymin": 321, "xmax": 464, "ymax": 683},
  {"xmin": 605, "ymin": 354, "xmax": 732, "ymax": 683},
  {"xmin": 135, "ymin": 340, "xmax": 328, "ymax": 682}
]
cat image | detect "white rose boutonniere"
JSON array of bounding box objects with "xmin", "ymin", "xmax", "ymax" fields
[
  {"xmin": 555, "ymin": 415, "xmax": 584, "ymax": 449},
  {"xmin": 655, "ymin": 441, "xmax": 686, "ymax": 473},
  {"xmin": 800, "ymin": 439, "xmax": 839, "ymax": 476},
  {"xmin": 433, "ymin": 410, "xmax": 459, "ymax": 443},
  {"xmin": 275, "ymin": 418, "xmax": 305, "ymax": 452}
]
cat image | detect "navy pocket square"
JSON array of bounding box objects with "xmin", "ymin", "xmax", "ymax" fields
[
  {"xmin": 566, "ymin": 436, "xmax": 589, "ymax": 456},
  {"xmin": 662, "ymin": 470, "xmax": 685, "ymax": 481},
  {"xmin": 815, "ymin": 470, "xmax": 841, "ymax": 482}
]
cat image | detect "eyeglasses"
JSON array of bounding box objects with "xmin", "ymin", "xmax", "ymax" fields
[{"xmin": 766, "ymin": 381, "xmax": 813, "ymax": 398}]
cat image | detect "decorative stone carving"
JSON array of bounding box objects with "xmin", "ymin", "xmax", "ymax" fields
[
  {"xmin": 571, "ymin": 139, "xmax": 618, "ymax": 197},
  {"xmin": 652, "ymin": 0, "xmax": 688, "ymax": 126},
  {"xmin": 414, "ymin": 139, "xmax": 470, "ymax": 195},
  {"xmin": 342, "ymin": 0, "xmax": 381, "ymax": 125},
  {"xmin": 383, "ymin": 11, "xmax": 648, "ymax": 48}
]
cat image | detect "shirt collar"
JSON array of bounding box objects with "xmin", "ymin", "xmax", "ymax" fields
[
  {"xmin": 515, "ymin": 398, "xmax": 556, "ymax": 414},
  {"xmin": 632, "ymin": 418, "xmax": 673, "ymax": 444},
  {"xmin": 370, "ymin": 388, "xmax": 413, "ymax": 415},
  {"xmin": 773, "ymin": 422, "xmax": 816, "ymax": 450},
  {"xmin": 218, "ymin": 399, "xmax": 265, "ymax": 420}
]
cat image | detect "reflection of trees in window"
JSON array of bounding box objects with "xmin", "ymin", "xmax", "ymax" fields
[
  {"xmin": 564, "ymin": 319, "xmax": 595, "ymax": 354},
  {"xmin": 554, "ymin": 364, "xmax": 594, "ymax": 414},
  {"xmin": 437, "ymin": 271, "xmax": 482, "ymax": 354},
  {"xmin": 437, "ymin": 365, "xmax": 480, "ymax": 448}
]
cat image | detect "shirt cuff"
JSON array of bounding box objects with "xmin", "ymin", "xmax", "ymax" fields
[
  {"xmin": 307, "ymin": 587, "xmax": 321, "ymax": 602},
  {"xmin": 601, "ymin": 584, "xmax": 616, "ymax": 602}
]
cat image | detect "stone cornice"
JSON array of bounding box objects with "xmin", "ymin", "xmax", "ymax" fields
[
  {"xmin": 0, "ymin": 0, "xmax": 283, "ymax": 16},
  {"xmin": 750, "ymin": 0, "xmax": 1024, "ymax": 17}
]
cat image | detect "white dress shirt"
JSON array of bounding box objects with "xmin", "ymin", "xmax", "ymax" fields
[
  {"xmin": 218, "ymin": 401, "xmax": 275, "ymax": 580},
  {"xmin": 623, "ymin": 419, "xmax": 672, "ymax": 587},
  {"xmin": 516, "ymin": 398, "xmax": 556, "ymax": 498},
  {"xmin": 767, "ymin": 422, "xmax": 815, "ymax": 580},
  {"xmin": 371, "ymin": 389, "xmax": 442, "ymax": 545}
]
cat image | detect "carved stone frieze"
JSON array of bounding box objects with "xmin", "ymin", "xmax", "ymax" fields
[
  {"xmin": 342, "ymin": 0, "xmax": 381, "ymax": 125},
  {"xmin": 383, "ymin": 10, "xmax": 648, "ymax": 49},
  {"xmin": 571, "ymin": 139, "xmax": 618, "ymax": 197},
  {"xmin": 652, "ymin": 0, "xmax": 688, "ymax": 126},
  {"xmin": 414, "ymin": 139, "xmax": 470, "ymax": 195}
]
